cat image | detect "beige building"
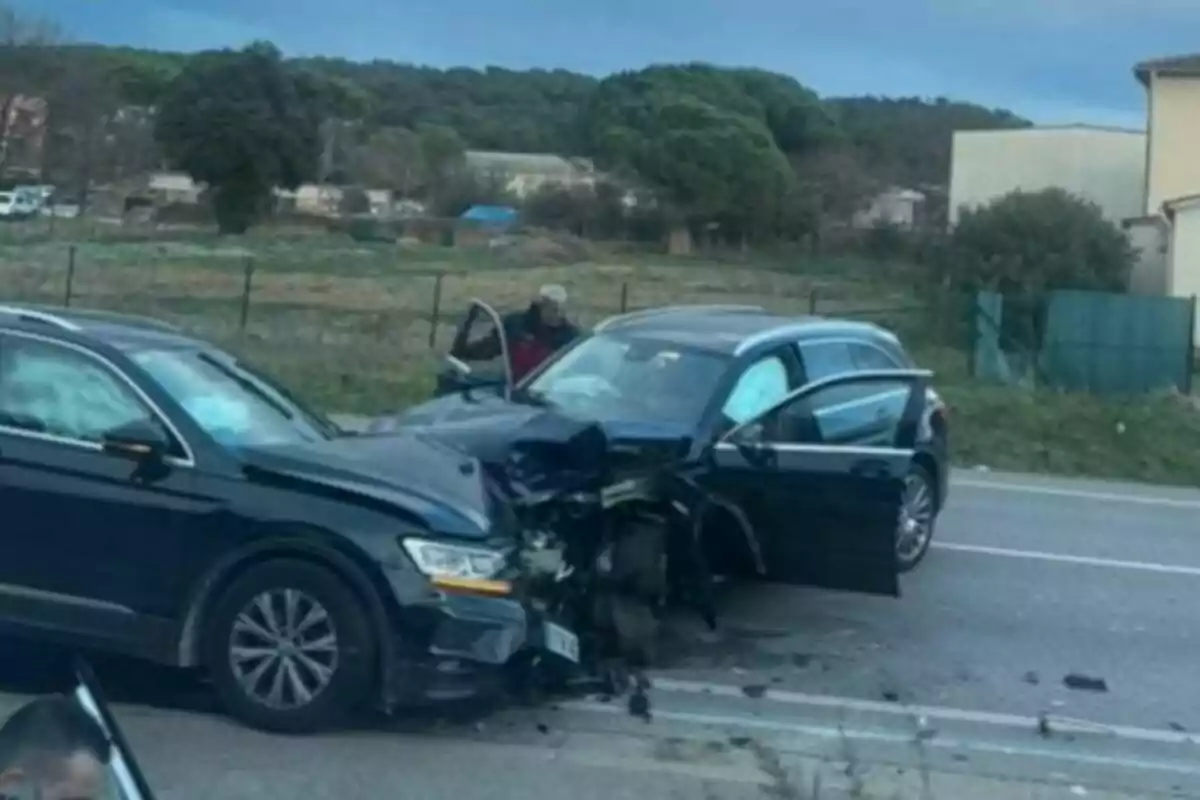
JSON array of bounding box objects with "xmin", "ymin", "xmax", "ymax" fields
[
  {"xmin": 852, "ymin": 187, "xmax": 925, "ymax": 229},
  {"xmin": 948, "ymin": 125, "xmax": 1146, "ymax": 227},
  {"xmin": 464, "ymin": 150, "xmax": 597, "ymax": 198},
  {"xmin": 1127, "ymin": 54, "xmax": 1200, "ymax": 342}
]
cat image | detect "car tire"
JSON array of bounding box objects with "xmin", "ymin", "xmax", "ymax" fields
[
  {"xmin": 203, "ymin": 558, "xmax": 376, "ymax": 734},
  {"xmin": 896, "ymin": 462, "xmax": 938, "ymax": 573}
]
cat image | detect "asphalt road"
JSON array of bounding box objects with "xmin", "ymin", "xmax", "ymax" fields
[{"xmin": 2, "ymin": 468, "xmax": 1199, "ymax": 798}]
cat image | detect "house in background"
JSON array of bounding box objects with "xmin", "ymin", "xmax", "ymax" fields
[
  {"xmin": 948, "ymin": 125, "xmax": 1146, "ymax": 227},
  {"xmin": 852, "ymin": 187, "xmax": 926, "ymax": 230},
  {"xmin": 464, "ymin": 150, "xmax": 597, "ymax": 198},
  {"xmin": 147, "ymin": 171, "xmax": 202, "ymax": 204},
  {"xmin": 1129, "ymin": 54, "xmax": 1200, "ymax": 335}
]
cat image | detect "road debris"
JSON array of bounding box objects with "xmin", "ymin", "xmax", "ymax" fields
[
  {"xmin": 1022, "ymin": 670, "xmax": 1040, "ymax": 685},
  {"xmin": 1063, "ymin": 673, "xmax": 1108, "ymax": 693},
  {"xmin": 628, "ymin": 684, "xmax": 652, "ymax": 723},
  {"xmin": 741, "ymin": 684, "xmax": 768, "ymax": 699}
]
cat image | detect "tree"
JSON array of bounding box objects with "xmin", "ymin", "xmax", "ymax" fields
[
  {"xmin": 789, "ymin": 145, "xmax": 879, "ymax": 250},
  {"xmin": 828, "ymin": 96, "xmax": 1031, "ymax": 188},
  {"xmin": 40, "ymin": 49, "xmax": 118, "ymax": 207},
  {"xmin": 154, "ymin": 42, "xmax": 322, "ymax": 234},
  {"xmin": 0, "ymin": 3, "xmax": 59, "ymax": 176},
  {"xmin": 350, "ymin": 126, "xmax": 422, "ymax": 195},
  {"xmin": 40, "ymin": 48, "xmax": 163, "ymax": 201},
  {"xmin": 582, "ymin": 65, "xmax": 806, "ymax": 243},
  {"xmin": 416, "ymin": 123, "xmax": 465, "ymax": 182},
  {"xmin": 947, "ymin": 188, "xmax": 1134, "ymax": 347}
]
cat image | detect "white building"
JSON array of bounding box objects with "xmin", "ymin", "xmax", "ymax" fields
[{"xmin": 948, "ymin": 125, "xmax": 1147, "ymax": 227}]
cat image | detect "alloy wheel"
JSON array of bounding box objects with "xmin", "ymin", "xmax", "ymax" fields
[
  {"xmin": 896, "ymin": 471, "xmax": 935, "ymax": 564},
  {"xmin": 228, "ymin": 588, "xmax": 340, "ymax": 710}
]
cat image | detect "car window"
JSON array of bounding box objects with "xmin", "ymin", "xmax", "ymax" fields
[
  {"xmin": 0, "ymin": 336, "xmax": 158, "ymax": 444},
  {"xmin": 523, "ymin": 332, "xmax": 729, "ymax": 425},
  {"xmin": 798, "ymin": 341, "xmax": 855, "ymax": 382},
  {"xmin": 721, "ymin": 355, "xmax": 790, "ymax": 424},
  {"xmin": 733, "ymin": 377, "xmax": 915, "ymax": 447},
  {"xmin": 132, "ymin": 348, "xmax": 334, "ymax": 448},
  {"xmin": 850, "ymin": 342, "xmax": 902, "ymax": 371}
]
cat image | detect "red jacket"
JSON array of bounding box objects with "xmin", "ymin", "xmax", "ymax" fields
[{"xmin": 452, "ymin": 305, "xmax": 579, "ymax": 381}]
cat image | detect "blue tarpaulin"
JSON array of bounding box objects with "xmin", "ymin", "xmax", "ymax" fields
[{"xmin": 459, "ymin": 205, "xmax": 518, "ymax": 229}]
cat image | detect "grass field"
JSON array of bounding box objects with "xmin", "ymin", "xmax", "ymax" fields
[{"xmin": 1, "ymin": 224, "xmax": 1198, "ymax": 487}]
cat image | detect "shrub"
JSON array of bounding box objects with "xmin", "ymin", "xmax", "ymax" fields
[{"xmin": 946, "ymin": 188, "xmax": 1134, "ymax": 350}]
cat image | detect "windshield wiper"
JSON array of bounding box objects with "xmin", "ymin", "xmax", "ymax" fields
[{"xmin": 511, "ymin": 385, "xmax": 552, "ymax": 407}]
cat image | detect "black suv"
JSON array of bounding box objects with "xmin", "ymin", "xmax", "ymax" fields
[{"xmin": 0, "ymin": 304, "xmax": 577, "ymax": 734}]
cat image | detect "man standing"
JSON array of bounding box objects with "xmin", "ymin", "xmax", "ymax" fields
[
  {"xmin": 0, "ymin": 695, "xmax": 112, "ymax": 800},
  {"xmin": 452, "ymin": 284, "xmax": 580, "ymax": 382}
]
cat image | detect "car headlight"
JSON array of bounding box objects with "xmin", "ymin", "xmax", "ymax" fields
[{"xmin": 401, "ymin": 538, "xmax": 511, "ymax": 595}]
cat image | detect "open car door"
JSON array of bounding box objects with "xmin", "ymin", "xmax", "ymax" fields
[
  {"xmin": 706, "ymin": 369, "xmax": 931, "ymax": 597},
  {"xmin": 436, "ymin": 298, "xmax": 513, "ymax": 399},
  {"xmin": 72, "ymin": 659, "xmax": 157, "ymax": 800}
]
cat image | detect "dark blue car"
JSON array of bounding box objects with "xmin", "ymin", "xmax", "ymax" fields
[{"xmin": 376, "ymin": 301, "xmax": 950, "ymax": 614}]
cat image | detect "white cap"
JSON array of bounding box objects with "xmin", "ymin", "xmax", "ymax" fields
[{"xmin": 538, "ymin": 284, "xmax": 567, "ymax": 305}]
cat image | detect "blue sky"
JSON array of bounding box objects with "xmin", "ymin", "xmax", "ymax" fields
[{"xmin": 22, "ymin": 0, "xmax": 1200, "ymax": 128}]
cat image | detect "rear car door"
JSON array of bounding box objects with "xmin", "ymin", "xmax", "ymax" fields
[
  {"xmin": 707, "ymin": 369, "xmax": 930, "ymax": 596},
  {"xmin": 0, "ymin": 331, "xmax": 214, "ymax": 650}
]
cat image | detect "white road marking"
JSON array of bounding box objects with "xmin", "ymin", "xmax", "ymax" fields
[
  {"xmin": 628, "ymin": 677, "xmax": 1200, "ymax": 747},
  {"xmin": 954, "ymin": 478, "xmax": 1200, "ymax": 510},
  {"xmin": 561, "ymin": 700, "xmax": 1200, "ymax": 777},
  {"xmin": 932, "ymin": 541, "xmax": 1200, "ymax": 577}
]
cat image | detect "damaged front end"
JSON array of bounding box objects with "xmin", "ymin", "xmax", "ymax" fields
[{"xmin": 400, "ymin": 407, "xmax": 761, "ymax": 688}]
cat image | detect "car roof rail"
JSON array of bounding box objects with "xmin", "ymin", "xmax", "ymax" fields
[
  {"xmin": 595, "ymin": 304, "xmax": 767, "ymax": 332},
  {"xmin": 0, "ymin": 305, "xmax": 83, "ymax": 332},
  {"xmin": 51, "ymin": 307, "xmax": 183, "ymax": 333}
]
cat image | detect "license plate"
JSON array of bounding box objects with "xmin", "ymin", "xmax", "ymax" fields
[{"xmin": 543, "ymin": 621, "xmax": 580, "ymax": 663}]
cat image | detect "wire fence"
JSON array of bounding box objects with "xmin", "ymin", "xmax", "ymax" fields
[{"xmin": 0, "ymin": 237, "xmax": 974, "ymax": 412}]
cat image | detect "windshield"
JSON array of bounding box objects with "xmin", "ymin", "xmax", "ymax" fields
[
  {"xmin": 522, "ymin": 332, "xmax": 729, "ymax": 424},
  {"xmin": 132, "ymin": 348, "xmax": 336, "ymax": 448}
]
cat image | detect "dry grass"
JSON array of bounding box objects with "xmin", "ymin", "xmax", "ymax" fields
[{"xmin": 0, "ymin": 231, "xmax": 952, "ymax": 413}]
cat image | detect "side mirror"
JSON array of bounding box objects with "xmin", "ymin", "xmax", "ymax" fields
[{"xmin": 101, "ymin": 419, "xmax": 170, "ymax": 461}]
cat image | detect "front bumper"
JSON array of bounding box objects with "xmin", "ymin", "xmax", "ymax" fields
[{"xmin": 381, "ymin": 588, "xmax": 577, "ymax": 709}]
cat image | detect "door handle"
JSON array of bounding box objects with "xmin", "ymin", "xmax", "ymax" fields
[{"xmin": 851, "ymin": 459, "xmax": 890, "ymax": 480}]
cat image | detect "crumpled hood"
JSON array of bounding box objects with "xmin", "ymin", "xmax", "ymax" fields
[
  {"xmin": 369, "ymin": 392, "xmax": 693, "ymax": 491},
  {"xmin": 239, "ymin": 431, "xmax": 495, "ymax": 538}
]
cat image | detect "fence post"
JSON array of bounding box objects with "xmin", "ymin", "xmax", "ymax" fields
[
  {"xmin": 808, "ymin": 287, "xmax": 819, "ymax": 314},
  {"xmin": 619, "ymin": 281, "xmax": 629, "ymax": 313},
  {"xmin": 1186, "ymin": 294, "xmax": 1198, "ymax": 394},
  {"xmin": 63, "ymin": 245, "xmax": 77, "ymax": 307},
  {"xmin": 428, "ymin": 272, "xmax": 444, "ymax": 349},
  {"xmin": 967, "ymin": 292, "xmax": 978, "ymax": 379},
  {"xmin": 238, "ymin": 257, "xmax": 255, "ymax": 331}
]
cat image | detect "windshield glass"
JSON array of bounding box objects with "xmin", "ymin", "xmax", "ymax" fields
[
  {"xmin": 132, "ymin": 348, "xmax": 335, "ymax": 448},
  {"xmin": 523, "ymin": 332, "xmax": 729, "ymax": 424}
]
